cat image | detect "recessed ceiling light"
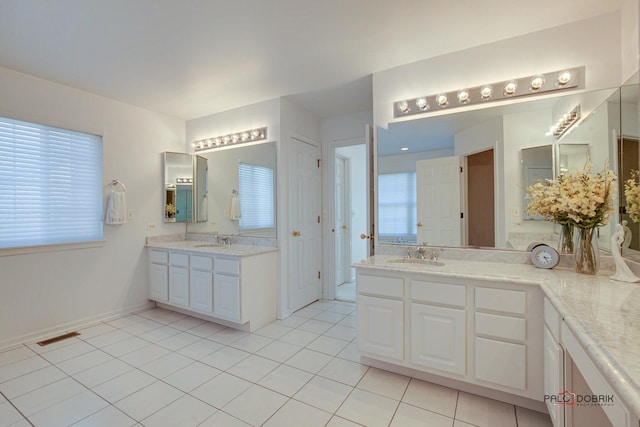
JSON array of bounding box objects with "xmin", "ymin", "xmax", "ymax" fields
[{"xmin": 400, "ymin": 147, "xmax": 409, "ymax": 151}]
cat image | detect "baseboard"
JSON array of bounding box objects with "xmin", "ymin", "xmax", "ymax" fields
[{"xmin": 0, "ymin": 301, "xmax": 155, "ymax": 351}]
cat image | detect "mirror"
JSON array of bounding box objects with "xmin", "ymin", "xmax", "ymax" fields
[
  {"xmin": 187, "ymin": 142, "xmax": 277, "ymax": 237},
  {"xmin": 619, "ymin": 72, "xmax": 640, "ymax": 259},
  {"xmin": 521, "ymin": 145, "xmax": 553, "ymax": 221},
  {"xmin": 377, "ymin": 87, "xmax": 620, "ymax": 250},
  {"xmin": 163, "ymin": 152, "xmax": 208, "ymax": 223}
]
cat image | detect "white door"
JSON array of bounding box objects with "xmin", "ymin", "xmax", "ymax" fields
[
  {"xmin": 289, "ymin": 137, "xmax": 322, "ymax": 312},
  {"xmin": 416, "ymin": 156, "xmax": 462, "ymax": 246},
  {"xmin": 334, "ymin": 155, "xmax": 351, "ymax": 286}
]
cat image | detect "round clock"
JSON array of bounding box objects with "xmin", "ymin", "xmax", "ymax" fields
[{"xmin": 530, "ymin": 244, "xmax": 560, "ymax": 269}]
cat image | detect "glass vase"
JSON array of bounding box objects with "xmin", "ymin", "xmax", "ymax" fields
[
  {"xmin": 557, "ymin": 223, "xmax": 574, "ymax": 254},
  {"xmin": 574, "ymin": 227, "xmax": 599, "ymax": 275}
]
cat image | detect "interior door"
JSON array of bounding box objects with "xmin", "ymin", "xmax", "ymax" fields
[
  {"xmin": 416, "ymin": 156, "xmax": 462, "ymax": 246},
  {"xmin": 335, "ymin": 155, "xmax": 350, "ymax": 286},
  {"xmin": 289, "ymin": 137, "xmax": 322, "ymax": 312}
]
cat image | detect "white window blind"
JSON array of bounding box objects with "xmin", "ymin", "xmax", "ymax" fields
[
  {"xmin": 378, "ymin": 172, "xmax": 417, "ymax": 240},
  {"xmin": 0, "ymin": 117, "xmax": 103, "ymax": 249},
  {"xmin": 238, "ymin": 162, "xmax": 274, "ymax": 230}
]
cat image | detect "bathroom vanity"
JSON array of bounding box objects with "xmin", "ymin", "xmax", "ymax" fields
[
  {"xmin": 355, "ymin": 255, "xmax": 640, "ymax": 427},
  {"xmin": 146, "ymin": 238, "xmax": 277, "ymax": 332}
]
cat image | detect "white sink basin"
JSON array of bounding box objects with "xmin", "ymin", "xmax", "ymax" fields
[
  {"xmin": 386, "ymin": 258, "xmax": 444, "ymax": 266},
  {"xmin": 193, "ymin": 243, "xmax": 226, "ymax": 248}
]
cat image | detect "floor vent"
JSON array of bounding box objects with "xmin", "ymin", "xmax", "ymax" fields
[{"xmin": 36, "ymin": 331, "xmax": 80, "ymax": 346}]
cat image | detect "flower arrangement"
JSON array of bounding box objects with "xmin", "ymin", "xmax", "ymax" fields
[
  {"xmin": 525, "ymin": 162, "xmax": 616, "ymax": 274},
  {"xmin": 624, "ymin": 170, "xmax": 640, "ymax": 223},
  {"xmin": 165, "ymin": 203, "xmax": 176, "ymax": 218}
]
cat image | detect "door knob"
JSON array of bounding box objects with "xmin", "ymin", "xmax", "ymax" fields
[
  {"xmin": 292, "ymin": 231, "xmax": 301, "ymax": 237},
  {"xmin": 360, "ymin": 234, "xmax": 370, "ymax": 240},
  {"xmin": 341, "ymin": 225, "xmax": 349, "ymax": 230},
  {"xmin": 417, "ymin": 222, "xmax": 423, "ymax": 227}
]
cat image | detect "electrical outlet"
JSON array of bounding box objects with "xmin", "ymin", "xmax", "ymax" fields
[
  {"xmin": 147, "ymin": 223, "xmax": 157, "ymax": 229},
  {"xmin": 127, "ymin": 209, "xmax": 134, "ymax": 219}
]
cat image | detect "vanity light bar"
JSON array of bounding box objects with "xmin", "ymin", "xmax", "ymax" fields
[
  {"xmin": 192, "ymin": 127, "xmax": 268, "ymax": 152},
  {"xmin": 547, "ymin": 105, "xmax": 581, "ymax": 140},
  {"xmin": 393, "ymin": 67, "xmax": 584, "ymax": 118}
]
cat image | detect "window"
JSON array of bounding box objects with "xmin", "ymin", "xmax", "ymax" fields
[
  {"xmin": 238, "ymin": 162, "xmax": 274, "ymax": 230},
  {"xmin": 0, "ymin": 117, "xmax": 103, "ymax": 249},
  {"xmin": 378, "ymin": 172, "xmax": 417, "ymax": 242}
]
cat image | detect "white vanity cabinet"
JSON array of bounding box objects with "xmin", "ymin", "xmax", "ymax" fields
[
  {"xmin": 543, "ymin": 298, "xmax": 564, "ymax": 427},
  {"xmin": 147, "ymin": 247, "xmax": 276, "ymax": 331}
]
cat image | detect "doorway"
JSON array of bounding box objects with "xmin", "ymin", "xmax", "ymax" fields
[
  {"xmin": 466, "ymin": 149, "xmax": 495, "ymax": 247},
  {"xmin": 334, "ymin": 144, "xmax": 367, "ymax": 302}
]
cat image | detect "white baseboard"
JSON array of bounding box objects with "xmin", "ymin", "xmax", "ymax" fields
[{"xmin": 0, "ymin": 301, "xmax": 155, "ymax": 351}]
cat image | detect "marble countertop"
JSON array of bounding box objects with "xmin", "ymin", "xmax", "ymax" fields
[
  {"xmin": 146, "ymin": 239, "xmax": 278, "ymax": 257},
  {"xmin": 355, "ymin": 255, "xmax": 640, "ymax": 418}
]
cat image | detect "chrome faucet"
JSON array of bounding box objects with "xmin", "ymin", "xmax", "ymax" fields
[
  {"xmin": 430, "ymin": 250, "xmax": 439, "ymax": 261},
  {"xmin": 406, "ymin": 247, "xmax": 412, "ymax": 258},
  {"xmin": 416, "ymin": 246, "xmax": 427, "ymax": 259}
]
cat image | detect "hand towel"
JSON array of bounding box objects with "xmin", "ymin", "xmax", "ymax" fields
[
  {"xmin": 106, "ymin": 190, "xmax": 127, "ymax": 224},
  {"xmin": 229, "ymin": 194, "xmax": 241, "ymax": 221}
]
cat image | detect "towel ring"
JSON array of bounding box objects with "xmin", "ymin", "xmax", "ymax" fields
[{"xmin": 111, "ymin": 179, "xmax": 126, "ymax": 191}]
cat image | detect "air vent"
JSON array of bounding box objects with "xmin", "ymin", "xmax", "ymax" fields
[{"xmin": 36, "ymin": 331, "xmax": 80, "ymax": 346}]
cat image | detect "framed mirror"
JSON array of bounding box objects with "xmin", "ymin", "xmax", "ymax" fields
[
  {"xmin": 187, "ymin": 141, "xmax": 277, "ymax": 237},
  {"xmin": 376, "ymin": 87, "xmax": 619, "ymax": 251},
  {"xmin": 163, "ymin": 152, "xmax": 208, "ymax": 223}
]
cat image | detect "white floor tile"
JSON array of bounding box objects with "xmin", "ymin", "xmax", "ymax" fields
[
  {"xmin": 137, "ymin": 325, "xmax": 181, "ymax": 344},
  {"xmin": 274, "ymin": 315, "xmax": 308, "ymax": 328},
  {"xmin": 336, "ymin": 388, "xmax": 399, "ymax": 427},
  {"xmin": 186, "ymin": 322, "xmax": 227, "ymax": 338},
  {"xmin": 119, "ymin": 319, "xmax": 163, "ymax": 336},
  {"xmin": 55, "ymin": 349, "xmax": 114, "ymax": 375},
  {"xmin": 306, "ymin": 335, "xmax": 349, "ymax": 356},
  {"xmin": 337, "ymin": 315, "xmax": 357, "ymax": 328},
  {"xmin": 279, "ymin": 329, "xmax": 320, "ymax": 347},
  {"xmin": 71, "ymin": 405, "xmax": 136, "ymax": 427},
  {"xmin": 73, "ymin": 358, "xmax": 133, "ymax": 389},
  {"xmin": 325, "ymin": 416, "xmax": 362, "ymax": 427},
  {"xmin": 156, "ymin": 331, "xmax": 202, "ymax": 351},
  {"xmin": 92, "ymin": 370, "xmax": 156, "ymax": 403},
  {"xmin": 357, "ymin": 367, "xmax": 410, "ymax": 400},
  {"xmin": 167, "ymin": 316, "xmax": 206, "ymax": 331},
  {"xmin": 258, "ymin": 364, "xmax": 313, "ymax": 396},
  {"xmin": 294, "ymin": 306, "xmax": 324, "ymax": 319},
  {"xmin": 263, "ymin": 399, "xmax": 332, "ymax": 427},
  {"xmin": 254, "ymin": 323, "xmax": 293, "ymax": 339},
  {"xmin": 0, "ymin": 347, "xmax": 35, "ymax": 367},
  {"xmin": 325, "ymin": 303, "xmax": 356, "ymax": 315},
  {"xmin": 101, "ymin": 336, "xmax": 150, "ymax": 358},
  {"xmin": 114, "ymin": 381, "xmax": 183, "ymax": 422},
  {"xmin": 455, "ymin": 391, "xmax": 517, "ymax": 427},
  {"xmin": 106, "ymin": 314, "xmax": 146, "ymax": 329},
  {"xmin": 313, "ymin": 311, "xmax": 347, "ymax": 324},
  {"xmin": 223, "ymin": 384, "xmax": 288, "ymax": 426},
  {"xmin": 209, "ymin": 328, "xmax": 248, "ymax": 345},
  {"xmin": 402, "ymin": 379, "xmax": 459, "ymax": 418},
  {"xmin": 226, "ymin": 354, "xmax": 279, "ymax": 382},
  {"xmin": 139, "ymin": 352, "xmax": 193, "ymax": 378},
  {"xmin": 298, "ymin": 319, "xmax": 334, "ymax": 334},
  {"xmin": 323, "ymin": 324, "xmax": 356, "ymax": 341},
  {"xmin": 39, "ymin": 341, "xmax": 95, "ymax": 365},
  {"xmin": 85, "ymin": 329, "xmax": 133, "ymax": 349},
  {"xmin": 199, "ymin": 411, "xmax": 251, "ymax": 427},
  {"xmin": 27, "ymin": 337, "xmax": 82, "ymax": 355},
  {"xmin": 293, "ymin": 376, "xmax": 353, "ymax": 413},
  {"xmin": 0, "ymin": 365, "xmax": 67, "ymax": 399},
  {"xmin": 191, "ymin": 372, "xmax": 252, "ymax": 408},
  {"xmin": 453, "ymin": 421, "xmax": 477, "ymax": 427},
  {"xmin": 119, "ymin": 344, "xmax": 171, "ymax": 367},
  {"xmin": 28, "ymin": 389, "xmax": 108, "ymax": 427},
  {"xmin": 176, "ymin": 338, "xmax": 224, "ymax": 360},
  {"xmin": 140, "ymin": 395, "xmax": 216, "ymax": 426},
  {"xmin": 0, "ymin": 356, "xmax": 50, "ymax": 383},
  {"xmin": 162, "ymin": 361, "xmax": 220, "ymax": 392},
  {"xmin": 516, "ymin": 406, "xmax": 554, "ymax": 427},
  {"xmin": 390, "ymin": 402, "xmax": 455, "ymax": 427},
  {"xmin": 229, "ymin": 333, "xmax": 274, "ymax": 353},
  {"xmin": 335, "ymin": 342, "xmax": 361, "ymax": 363},
  {"xmin": 284, "ymin": 348, "xmax": 333, "ymax": 374},
  {"xmin": 256, "ymin": 340, "xmax": 302, "ymax": 363},
  {"xmin": 11, "ymin": 377, "xmax": 84, "ymax": 416},
  {"xmin": 137, "ymin": 308, "xmax": 186, "ymax": 324},
  {"xmin": 200, "ymin": 346, "xmax": 250, "ymax": 371},
  {"xmin": 318, "ymin": 357, "xmax": 368, "ymax": 386},
  {"xmin": 77, "ymin": 323, "xmax": 118, "ymax": 340},
  {"xmin": 0, "ymin": 401, "xmax": 25, "ymax": 426}
]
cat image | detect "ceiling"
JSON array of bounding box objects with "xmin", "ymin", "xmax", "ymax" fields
[{"xmin": 0, "ymin": 0, "xmax": 624, "ymax": 120}]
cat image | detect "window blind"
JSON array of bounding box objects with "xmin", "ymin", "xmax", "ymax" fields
[
  {"xmin": 378, "ymin": 172, "xmax": 417, "ymax": 239},
  {"xmin": 0, "ymin": 117, "xmax": 103, "ymax": 249},
  {"xmin": 238, "ymin": 162, "xmax": 274, "ymax": 230}
]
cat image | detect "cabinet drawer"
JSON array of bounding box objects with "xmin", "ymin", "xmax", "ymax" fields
[
  {"xmin": 357, "ymin": 274, "xmax": 403, "ymax": 298},
  {"xmin": 150, "ymin": 250, "xmax": 168, "ymax": 264},
  {"xmin": 475, "ymin": 287, "xmax": 526, "ymax": 315},
  {"xmin": 475, "ymin": 337, "xmax": 526, "ymax": 390},
  {"xmin": 170, "ymin": 252, "xmax": 189, "ymax": 267},
  {"xmin": 411, "ymin": 280, "xmax": 465, "ymax": 307},
  {"xmin": 544, "ymin": 298, "xmax": 561, "ymax": 342},
  {"xmin": 191, "ymin": 255, "xmax": 213, "ymax": 271},
  {"xmin": 475, "ymin": 312, "xmax": 526, "ymax": 342},
  {"xmin": 216, "ymin": 258, "xmax": 239, "ymax": 275}
]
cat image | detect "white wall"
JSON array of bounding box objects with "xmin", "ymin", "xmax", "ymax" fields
[
  {"xmin": 621, "ymin": 0, "xmax": 639, "ymax": 82},
  {"xmin": 0, "ymin": 66, "xmax": 186, "ymax": 348}
]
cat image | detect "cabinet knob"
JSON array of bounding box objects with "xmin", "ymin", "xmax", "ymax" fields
[
  {"xmin": 341, "ymin": 224, "xmax": 349, "ymax": 230},
  {"xmin": 417, "ymin": 222, "xmax": 423, "ymax": 227},
  {"xmin": 292, "ymin": 231, "xmax": 301, "ymax": 237}
]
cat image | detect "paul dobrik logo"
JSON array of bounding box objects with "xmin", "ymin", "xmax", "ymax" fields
[{"xmin": 544, "ymin": 390, "xmax": 614, "ymax": 407}]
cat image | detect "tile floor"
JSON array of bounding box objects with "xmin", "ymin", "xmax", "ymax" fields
[
  {"xmin": 0, "ymin": 300, "xmax": 553, "ymax": 427},
  {"xmin": 335, "ymin": 281, "xmax": 355, "ymax": 303}
]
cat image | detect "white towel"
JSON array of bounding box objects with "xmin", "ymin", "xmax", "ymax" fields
[
  {"xmin": 229, "ymin": 195, "xmax": 241, "ymax": 221},
  {"xmin": 106, "ymin": 190, "xmax": 127, "ymax": 224}
]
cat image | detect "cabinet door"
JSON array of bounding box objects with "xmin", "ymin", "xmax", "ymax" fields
[
  {"xmin": 190, "ymin": 269, "xmax": 213, "ymax": 313},
  {"xmin": 544, "ymin": 326, "xmax": 564, "ymax": 427},
  {"xmin": 214, "ymin": 273, "xmax": 240, "ymax": 320},
  {"xmin": 411, "ymin": 303, "xmax": 466, "ymax": 375},
  {"xmin": 475, "ymin": 337, "xmax": 526, "ymax": 390},
  {"xmin": 150, "ymin": 263, "xmax": 169, "ymax": 301},
  {"xmin": 357, "ymin": 295, "xmax": 403, "ymax": 360},
  {"xmin": 169, "ymin": 266, "xmax": 189, "ymax": 307}
]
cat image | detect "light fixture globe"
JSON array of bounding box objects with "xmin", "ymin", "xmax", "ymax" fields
[
  {"xmin": 415, "ymin": 97, "xmax": 429, "ymax": 111},
  {"xmin": 503, "ymin": 80, "xmax": 518, "ymax": 96},
  {"xmin": 530, "ymin": 75, "xmax": 545, "ymax": 91},
  {"xmin": 457, "ymin": 89, "xmax": 470, "ymax": 104},
  {"xmin": 480, "ymin": 85, "xmax": 493, "ymax": 100},
  {"xmin": 436, "ymin": 93, "xmax": 448, "ymax": 107},
  {"xmin": 397, "ymin": 100, "xmax": 410, "ymax": 114},
  {"xmin": 557, "ymin": 70, "xmax": 573, "ymax": 86}
]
